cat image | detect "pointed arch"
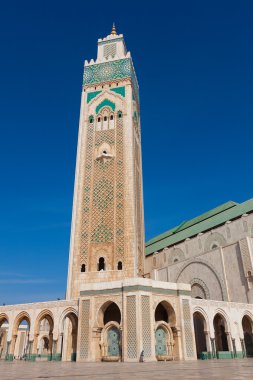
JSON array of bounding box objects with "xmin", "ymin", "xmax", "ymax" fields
[
  {"xmin": 96, "ymin": 99, "xmax": 115, "ymax": 114},
  {"xmin": 34, "ymin": 309, "xmax": 54, "ymax": 335},
  {"xmin": 12, "ymin": 311, "xmax": 31, "ymax": 336}
]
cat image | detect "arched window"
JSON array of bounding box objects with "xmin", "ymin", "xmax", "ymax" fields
[
  {"xmin": 104, "ymin": 116, "xmax": 107, "ymax": 121},
  {"xmin": 98, "ymin": 257, "xmax": 105, "ymax": 271},
  {"xmin": 89, "ymin": 115, "xmax": 94, "ymax": 123},
  {"xmin": 98, "ymin": 117, "xmax": 101, "ymax": 122},
  {"xmin": 117, "ymin": 261, "xmax": 122, "ymax": 270},
  {"xmin": 118, "ymin": 111, "xmax": 123, "ymax": 118},
  {"xmin": 110, "ymin": 115, "xmax": 113, "ymax": 120},
  {"xmin": 81, "ymin": 264, "xmax": 86, "ymax": 272}
]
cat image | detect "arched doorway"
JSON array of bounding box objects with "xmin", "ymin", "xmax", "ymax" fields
[
  {"xmin": 0, "ymin": 314, "xmax": 9, "ymax": 360},
  {"xmin": 10, "ymin": 312, "xmax": 31, "ymax": 359},
  {"xmin": 61, "ymin": 311, "xmax": 78, "ymax": 362},
  {"xmin": 193, "ymin": 312, "xmax": 207, "ymax": 358},
  {"xmin": 33, "ymin": 311, "xmax": 54, "ymax": 359},
  {"xmin": 242, "ymin": 315, "xmax": 253, "ymax": 357},
  {"xmin": 154, "ymin": 301, "xmax": 177, "ymax": 360},
  {"xmin": 213, "ymin": 314, "xmax": 229, "ymax": 352},
  {"xmin": 98, "ymin": 301, "xmax": 121, "ymax": 361}
]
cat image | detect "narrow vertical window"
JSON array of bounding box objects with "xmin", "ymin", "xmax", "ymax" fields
[
  {"xmin": 98, "ymin": 257, "xmax": 105, "ymax": 271},
  {"xmin": 81, "ymin": 264, "xmax": 86, "ymax": 272}
]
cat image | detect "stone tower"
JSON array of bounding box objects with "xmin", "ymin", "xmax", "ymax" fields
[{"xmin": 66, "ymin": 25, "xmax": 145, "ymax": 299}]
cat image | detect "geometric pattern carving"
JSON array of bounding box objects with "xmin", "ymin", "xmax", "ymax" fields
[
  {"xmin": 79, "ymin": 122, "xmax": 94, "ymax": 265},
  {"xmin": 190, "ymin": 278, "xmax": 210, "ymax": 299},
  {"xmin": 79, "ymin": 300, "xmax": 90, "ymax": 359},
  {"xmin": 204, "ymin": 232, "xmax": 226, "ymax": 252},
  {"xmin": 126, "ymin": 296, "xmax": 137, "ymax": 358},
  {"xmin": 103, "ymin": 44, "xmax": 116, "ymax": 59},
  {"xmin": 93, "ymin": 179, "xmax": 113, "ymax": 210},
  {"xmin": 182, "ymin": 299, "xmax": 194, "ymax": 358},
  {"xmin": 141, "ymin": 296, "xmax": 151, "ymax": 357},
  {"xmin": 115, "ymin": 116, "xmax": 125, "ymax": 262},
  {"xmin": 91, "ymin": 128, "xmax": 115, "ymax": 245},
  {"xmin": 134, "ymin": 130, "xmax": 144, "ymax": 275},
  {"xmin": 79, "ymin": 108, "xmax": 126, "ymax": 269}
]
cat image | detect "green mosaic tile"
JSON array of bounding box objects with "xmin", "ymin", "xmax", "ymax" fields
[
  {"xmin": 83, "ymin": 58, "xmax": 139, "ymax": 101},
  {"xmin": 96, "ymin": 99, "xmax": 115, "ymax": 114},
  {"xmin": 111, "ymin": 86, "xmax": 125, "ymax": 97},
  {"xmin": 87, "ymin": 90, "xmax": 102, "ymax": 103}
]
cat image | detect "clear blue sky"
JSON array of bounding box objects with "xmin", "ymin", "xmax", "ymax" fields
[{"xmin": 0, "ymin": 1, "xmax": 252, "ymax": 304}]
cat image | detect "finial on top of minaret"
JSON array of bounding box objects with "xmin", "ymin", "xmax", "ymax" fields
[{"xmin": 111, "ymin": 23, "xmax": 117, "ymax": 35}]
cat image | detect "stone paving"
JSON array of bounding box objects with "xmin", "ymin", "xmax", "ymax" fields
[{"xmin": 0, "ymin": 359, "xmax": 253, "ymax": 380}]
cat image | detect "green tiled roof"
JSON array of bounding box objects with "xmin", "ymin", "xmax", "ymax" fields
[{"xmin": 145, "ymin": 198, "xmax": 253, "ymax": 256}]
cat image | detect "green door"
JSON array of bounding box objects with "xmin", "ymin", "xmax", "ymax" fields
[
  {"xmin": 155, "ymin": 327, "xmax": 167, "ymax": 356},
  {"xmin": 107, "ymin": 328, "xmax": 120, "ymax": 356}
]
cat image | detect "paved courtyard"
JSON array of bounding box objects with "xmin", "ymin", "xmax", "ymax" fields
[{"xmin": 0, "ymin": 359, "xmax": 253, "ymax": 380}]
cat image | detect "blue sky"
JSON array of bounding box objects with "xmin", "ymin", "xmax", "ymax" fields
[{"xmin": 0, "ymin": 1, "xmax": 252, "ymax": 304}]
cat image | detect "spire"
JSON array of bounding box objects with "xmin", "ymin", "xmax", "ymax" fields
[{"xmin": 111, "ymin": 23, "xmax": 117, "ymax": 35}]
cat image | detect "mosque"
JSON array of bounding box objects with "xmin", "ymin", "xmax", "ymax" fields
[{"xmin": 1, "ymin": 25, "xmax": 253, "ymax": 362}]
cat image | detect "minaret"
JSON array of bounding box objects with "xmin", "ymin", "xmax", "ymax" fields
[{"xmin": 66, "ymin": 26, "xmax": 145, "ymax": 298}]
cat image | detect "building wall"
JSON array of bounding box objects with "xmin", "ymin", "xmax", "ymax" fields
[{"xmin": 145, "ymin": 213, "xmax": 253, "ymax": 304}]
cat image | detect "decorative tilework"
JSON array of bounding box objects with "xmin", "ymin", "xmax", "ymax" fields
[
  {"xmin": 96, "ymin": 99, "xmax": 115, "ymax": 114},
  {"xmin": 93, "ymin": 179, "xmax": 113, "ymax": 210},
  {"xmin": 98, "ymin": 37, "xmax": 124, "ymax": 46},
  {"xmin": 126, "ymin": 296, "xmax": 137, "ymax": 358},
  {"xmin": 116, "ymin": 116, "xmax": 124, "ymax": 262},
  {"xmin": 91, "ymin": 224, "xmax": 113, "ymax": 243},
  {"xmin": 182, "ymin": 299, "xmax": 194, "ymax": 358},
  {"xmin": 83, "ymin": 58, "xmax": 139, "ymax": 101},
  {"xmin": 111, "ymin": 86, "xmax": 125, "ymax": 97},
  {"xmin": 84, "ymin": 59, "xmax": 130, "ymax": 84},
  {"xmin": 141, "ymin": 296, "xmax": 151, "ymax": 357},
  {"xmin": 79, "ymin": 122, "xmax": 94, "ymax": 266},
  {"xmin": 87, "ymin": 91, "xmax": 102, "ymax": 103},
  {"xmin": 91, "ymin": 129, "xmax": 115, "ymax": 245},
  {"xmin": 79, "ymin": 300, "xmax": 90, "ymax": 359},
  {"xmin": 134, "ymin": 132, "xmax": 144, "ymax": 275}
]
